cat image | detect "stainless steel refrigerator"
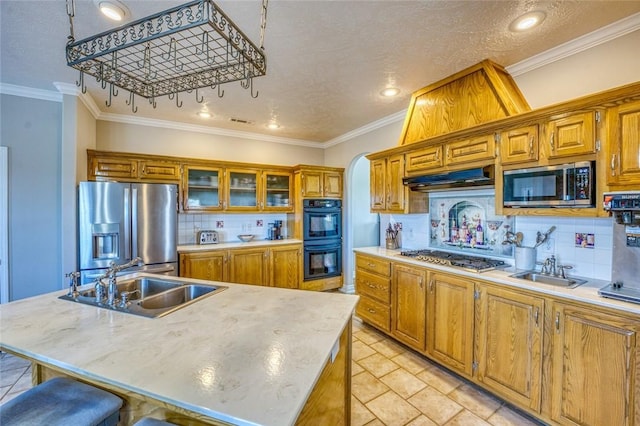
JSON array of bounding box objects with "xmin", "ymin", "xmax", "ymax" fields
[{"xmin": 78, "ymin": 181, "xmax": 178, "ymax": 284}]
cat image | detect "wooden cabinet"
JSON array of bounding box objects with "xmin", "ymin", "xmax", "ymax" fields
[
  {"xmin": 269, "ymin": 244, "xmax": 301, "ymax": 289},
  {"xmin": 391, "ymin": 263, "xmax": 427, "ymax": 351},
  {"xmin": 499, "ymin": 125, "xmax": 539, "ymax": 165},
  {"xmin": 608, "ymin": 101, "xmax": 640, "ymax": 186},
  {"xmin": 262, "ymin": 170, "xmax": 293, "ymax": 212},
  {"xmin": 370, "ymin": 154, "xmax": 406, "ymax": 213},
  {"xmin": 355, "ymin": 254, "xmax": 391, "ymax": 332},
  {"xmin": 546, "ymin": 112, "xmax": 597, "ymax": 159},
  {"xmin": 182, "ymin": 165, "xmax": 224, "ymax": 211},
  {"xmin": 88, "ymin": 151, "xmax": 180, "ymax": 182},
  {"xmin": 138, "ymin": 160, "xmax": 181, "ymax": 181},
  {"xmin": 370, "ymin": 158, "xmax": 386, "ymax": 211},
  {"xmin": 297, "ymin": 167, "xmax": 343, "ymax": 199},
  {"xmin": 405, "ymin": 145, "xmax": 443, "ymax": 174},
  {"xmin": 226, "ymin": 169, "xmax": 260, "ymax": 211},
  {"xmin": 446, "ymin": 134, "xmax": 496, "ymax": 166},
  {"xmin": 228, "ymin": 247, "xmax": 269, "ymax": 286},
  {"xmin": 550, "ymin": 302, "xmax": 640, "ymax": 426},
  {"xmin": 475, "ymin": 284, "xmax": 544, "ymax": 413},
  {"xmin": 179, "ymin": 251, "xmax": 227, "ymax": 282},
  {"xmin": 426, "ymin": 272, "xmax": 474, "ymax": 376}
]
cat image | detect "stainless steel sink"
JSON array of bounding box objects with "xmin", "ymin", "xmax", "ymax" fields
[
  {"xmin": 59, "ymin": 277, "xmax": 227, "ymax": 318},
  {"xmin": 509, "ymin": 271, "xmax": 587, "ymax": 289}
]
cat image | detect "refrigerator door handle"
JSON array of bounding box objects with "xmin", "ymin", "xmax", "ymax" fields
[
  {"xmin": 131, "ymin": 186, "xmax": 138, "ymax": 259},
  {"xmin": 124, "ymin": 187, "xmax": 132, "ymax": 260}
]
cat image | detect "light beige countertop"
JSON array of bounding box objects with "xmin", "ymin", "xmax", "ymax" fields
[
  {"xmin": 0, "ymin": 273, "xmax": 358, "ymax": 426},
  {"xmin": 178, "ymin": 238, "xmax": 303, "ymax": 253},
  {"xmin": 354, "ymin": 246, "xmax": 640, "ymax": 316}
]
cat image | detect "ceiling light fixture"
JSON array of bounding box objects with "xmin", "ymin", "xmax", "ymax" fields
[
  {"xmin": 267, "ymin": 122, "xmax": 280, "ymax": 130},
  {"xmin": 509, "ymin": 11, "xmax": 546, "ymax": 32},
  {"xmin": 96, "ymin": 0, "xmax": 127, "ymax": 21},
  {"xmin": 380, "ymin": 87, "xmax": 400, "ymax": 97},
  {"xmin": 65, "ymin": 0, "xmax": 269, "ymax": 113},
  {"xmin": 197, "ymin": 111, "xmax": 212, "ymax": 119}
]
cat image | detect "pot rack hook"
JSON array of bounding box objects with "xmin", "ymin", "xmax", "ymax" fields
[
  {"xmin": 175, "ymin": 91, "xmax": 183, "ymax": 108},
  {"xmin": 105, "ymin": 83, "xmax": 118, "ymax": 107},
  {"xmin": 126, "ymin": 92, "xmax": 137, "ymax": 113},
  {"xmin": 195, "ymin": 88, "xmax": 204, "ymax": 104},
  {"xmin": 76, "ymin": 70, "xmax": 87, "ymax": 94}
]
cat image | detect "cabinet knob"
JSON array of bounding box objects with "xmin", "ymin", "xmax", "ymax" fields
[{"xmin": 367, "ymin": 308, "xmax": 376, "ymax": 314}]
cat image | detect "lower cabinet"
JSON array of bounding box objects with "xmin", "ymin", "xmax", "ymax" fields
[
  {"xmin": 550, "ymin": 302, "xmax": 640, "ymax": 426},
  {"xmin": 427, "ymin": 272, "xmax": 475, "ymax": 376},
  {"xmin": 180, "ymin": 244, "xmax": 301, "ymax": 289},
  {"xmin": 355, "ymin": 254, "xmax": 391, "ymax": 332},
  {"xmin": 391, "ymin": 264, "xmax": 427, "ymax": 351},
  {"xmin": 475, "ymin": 283, "xmax": 544, "ymax": 413}
]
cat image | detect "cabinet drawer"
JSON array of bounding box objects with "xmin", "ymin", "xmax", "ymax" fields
[
  {"xmin": 356, "ymin": 296, "xmax": 390, "ymax": 332},
  {"xmin": 406, "ymin": 146, "xmax": 443, "ymax": 173},
  {"xmin": 356, "ymin": 255, "xmax": 391, "ymax": 277},
  {"xmin": 356, "ymin": 270, "xmax": 391, "ymax": 303}
]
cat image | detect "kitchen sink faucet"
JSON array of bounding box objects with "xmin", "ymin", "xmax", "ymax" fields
[{"xmin": 96, "ymin": 257, "xmax": 143, "ymax": 306}]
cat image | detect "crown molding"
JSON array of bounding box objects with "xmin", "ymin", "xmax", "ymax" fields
[
  {"xmin": 97, "ymin": 112, "xmax": 324, "ymax": 148},
  {"xmin": 324, "ymin": 109, "xmax": 407, "ymax": 148},
  {"xmin": 507, "ymin": 12, "xmax": 640, "ymax": 76},
  {"xmin": 53, "ymin": 82, "xmax": 101, "ymax": 119},
  {"xmin": 0, "ymin": 83, "xmax": 62, "ymax": 102}
]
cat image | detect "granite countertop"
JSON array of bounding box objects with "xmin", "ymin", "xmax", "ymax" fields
[
  {"xmin": 354, "ymin": 246, "xmax": 640, "ymax": 316},
  {"xmin": 178, "ymin": 238, "xmax": 303, "ymax": 252},
  {"xmin": 0, "ymin": 274, "xmax": 358, "ymax": 426}
]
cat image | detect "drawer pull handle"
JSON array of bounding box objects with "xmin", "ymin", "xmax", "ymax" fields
[
  {"xmin": 555, "ymin": 312, "xmax": 560, "ymax": 332},
  {"xmin": 534, "ymin": 308, "xmax": 539, "ymax": 326},
  {"xmin": 529, "ymin": 136, "xmax": 534, "ymax": 155},
  {"xmin": 367, "ymin": 308, "xmax": 376, "ymax": 314},
  {"xmin": 550, "ymin": 131, "xmax": 555, "ymax": 150}
]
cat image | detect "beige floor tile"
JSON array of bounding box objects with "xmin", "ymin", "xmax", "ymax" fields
[
  {"xmin": 352, "ymin": 395, "xmax": 376, "ymax": 426},
  {"xmin": 354, "ymin": 327, "xmax": 386, "ymax": 345},
  {"xmin": 446, "ymin": 410, "xmax": 491, "ymax": 426},
  {"xmin": 370, "ymin": 338, "xmax": 405, "ymax": 358},
  {"xmin": 391, "ymin": 350, "xmax": 432, "ymax": 375},
  {"xmin": 10, "ymin": 370, "xmax": 33, "ymax": 394},
  {"xmin": 352, "ymin": 360, "xmax": 365, "ymax": 376},
  {"xmin": 352, "ymin": 371, "xmax": 390, "ymax": 404},
  {"xmin": 358, "ymin": 353, "xmax": 400, "ymax": 378},
  {"xmin": 408, "ymin": 386, "xmax": 464, "ymax": 425},
  {"xmin": 487, "ymin": 405, "xmax": 543, "ymax": 426},
  {"xmin": 364, "ymin": 420, "xmax": 385, "ymax": 426},
  {"xmin": 406, "ymin": 414, "xmax": 439, "ymax": 426},
  {"xmin": 0, "ymin": 355, "xmax": 30, "ymax": 372},
  {"xmin": 416, "ymin": 365, "xmax": 463, "ymax": 395},
  {"xmin": 448, "ymin": 384, "xmax": 501, "ymax": 419},
  {"xmin": 380, "ymin": 368, "xmax": 427, "ymax": 399},
  {"xmin": 0, "ymin": 368, "xmax": 27, "ymax": 388},
  {"xmin": 366, "ymin": 390, "xmax": 421, "ymax": 426},
  {"xmin": 353, "ymin": 339, "xmax": 377, "ymax": 361}
]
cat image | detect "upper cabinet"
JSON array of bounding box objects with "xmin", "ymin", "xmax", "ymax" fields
[
  {"xmin": 182, "ymin": 165, "xmax": 224, "ymax": 211},
  {"xmin": 446, "ymin": 134, "xmax": 496, "ymax": 166},
  {"xmin": 545, "ymin": 111, "xmax": 598, "ymax": 159},
  {"xmin": 499, "ymin": 125, "xmax": 539, "ymax": 165},
  {"xmin": 296, "ymin": 166, "xmax": 343, "ymax": 199},
  {"xmin": 608, "ymin": 100, "xmax": 640, "ymax": 187},
  {"xmin": 88, "ymin": 151, "xmax": 180, "ymax": 182},
  {"xmin": 226, "ymin": 169, "xmax": 260, "ymax": 211},
  {"xmin": 262, "ymin": 170, "xmax": 293, "ymax": 211},
  {"xmin": 369, "ymin": 154, "xmax": 428, "ymax": 214}
]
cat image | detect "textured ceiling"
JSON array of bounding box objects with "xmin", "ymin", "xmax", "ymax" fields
[{"xmin": 2, "ymin": 1, "xmax": 640, "ymax": 144}]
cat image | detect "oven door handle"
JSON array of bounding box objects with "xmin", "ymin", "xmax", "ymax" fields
[{"xmin": 304, "ymin": 244, "xmax": 341, "ymax": 251}]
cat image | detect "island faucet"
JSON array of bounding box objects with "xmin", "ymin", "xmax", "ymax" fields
[{"xmin": 97, "ymin": 257, "xmax": 143, "ymax": 306}]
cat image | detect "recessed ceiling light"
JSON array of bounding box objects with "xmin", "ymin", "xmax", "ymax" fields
[
  {"xmin": 509, "ymin": 11, "xmax": 546, "ymax": 32},
  {"xmin": 96, "ymin": 0, "xmax": 128, "ymax": 21},
  {"xmin": 197, "ymin": 111, "xmax": 211, "ymax": 119},
  {"xmin": 267, "ymin": 122, "xmax": 280, "ymax": 130},
  {"xmin": 380, "ymin": 87, "xmax": 400, "ymax": 97}
]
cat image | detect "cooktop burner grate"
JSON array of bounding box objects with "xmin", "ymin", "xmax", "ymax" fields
[{"xmin": 399, "ymin": 249, "xmax": 506, "ymax": 272}]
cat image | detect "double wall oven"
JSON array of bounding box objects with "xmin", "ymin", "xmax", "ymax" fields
[{"xmin": 303, "ymin": 199, "xmax": 342, "ymax": 281}]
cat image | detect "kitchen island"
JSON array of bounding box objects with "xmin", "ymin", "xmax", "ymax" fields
[{"xmin": 0, "ymin": 273, "xmax": 358, "ymax": 425}]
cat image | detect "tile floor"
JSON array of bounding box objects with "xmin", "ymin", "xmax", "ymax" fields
[{"xmin": 0, "ymin": 320, "xmax": 544, "ymax": 425}]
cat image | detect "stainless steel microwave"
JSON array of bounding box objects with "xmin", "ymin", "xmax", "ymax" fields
[{"xmin": 503, "ymin": 161, "xmax": 595, "ymax": 208}]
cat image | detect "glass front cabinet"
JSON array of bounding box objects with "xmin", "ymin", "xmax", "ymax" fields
[
  {"xmin": 182, "ymin": 166, "xmax": 224, "ymax": 211},
  {"xmin": 263, "ymin": 170, "xmax": 292, "ymax": 211},
  {"xmin": 227, "ymin": 169, "xmax": 260, "ymax": 211}
]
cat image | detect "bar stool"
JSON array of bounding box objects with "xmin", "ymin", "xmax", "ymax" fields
[
  {"xmin": 134, "ymin": 418, "xmax": 176, "ymax": 426},
  {"xmin": 0, "ymin": 377, "xmax": 122, "ymax": 426}
]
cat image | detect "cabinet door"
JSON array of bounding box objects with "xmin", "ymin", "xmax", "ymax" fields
[
  {"xmin": 179, "ymin": 251, "xmax": 226, "ymax": 282},
  {"xmin": 499, "ymin": 126, "xmax": 539, "ymax": 165},
  {"xmin": 405, "ymin": 145, "xmax": 443, "ymax": 173},
  {"xmin": 262, "ymin": 171, "xmax": 292, "ymax": 212},
  {"xmin": 182, "ymin": 166, "xmax": 224, "ymax": 211},
  {"xmin": 446, "ymin": 134, "xmax": 496, "ymax": 166},
  {"xmin": 547, "ymin": 112, "xmax": 596, "ymax": 159},
  {"xmin": 426, "ymin": 273, "xmax": 474, "ymax": 376},
  {"xmin": 323, "ymin": 171, "xmax": 343, "ymax": 198},
  {"xmin": 90, "ymin": 156, "xmax": 137, "ymax": 180},
  {"xmin": 301, "ymin": 171, "xmax": 323, "ymax": 198},
  {"xmin": 228, "ymin": 248, "xmax": 268, "ymax": 286},
  {"xmin": 608, "ymin": 101, "xmax": 640, "ymax": 186},
  {"xmin": 269, "ymin": 245, "xmax": 301, "ymax": 289},
  {"xmin": 138, "ymin": 160, "xmax": 180, "ymax": 181},
  {"xmin": 370, "ymin": 159, "xmax": 386, "ymax": 211},
  {"xmin": 551, "ymin": 303, "xmax": 640, "ymax": 426},
  {"xmin": 386, "ymin": 154, "xmax": 405, "ymax": 212},
  {"xmin": 392, "ymin": 264, "xmax": 427, "ymax": 351},
  {"xmin": 227, "ymin": 169, "xmax": 259, "ymax": 211},
  {"xmin": 476, "ymin": 285, "xmax": 544, "ymax": 413}
]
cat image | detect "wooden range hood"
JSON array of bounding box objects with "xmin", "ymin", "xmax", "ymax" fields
[{"xmin": 398, "ymin": 59, "xmax": 531, "ymax": 146}]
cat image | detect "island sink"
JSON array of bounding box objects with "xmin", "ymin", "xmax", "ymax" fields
[
  {"xmin": 510, "ymin": 271, "xmax": 587, "ymax": 289},
  {"xmin": 59, "ymin": 277, "xmax": 227, "ymax": 318}
]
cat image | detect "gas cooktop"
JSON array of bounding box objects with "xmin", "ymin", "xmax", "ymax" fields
[{"xmin": 399, "ymin": 249, "xmax": 506, "ymax": 272}]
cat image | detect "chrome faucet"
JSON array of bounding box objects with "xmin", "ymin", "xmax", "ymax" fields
[
  {"xmin": 96, "ymin": 257, "xmax": 143, "ymax": 306},
  {"xmin": 65, "ymin": 271, "xmax": 81, "ymax": 298},
  {"xmin": 540, "ymin": 255, "xmax": 557, "ymax": 276}
]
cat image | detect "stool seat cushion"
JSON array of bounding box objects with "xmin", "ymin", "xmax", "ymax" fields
[
  {"xmin": 134, "ymin": 417, "xmax": 176, "ymax": 426},
  {"xmin": 0, "ymin": 377, "xmax": 122, "ymax": 426}
]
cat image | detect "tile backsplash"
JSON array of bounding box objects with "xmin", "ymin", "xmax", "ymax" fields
[
  {"xmin": 380, "ymin": 213, "xmax": 614, "ymax": 281},
  {"xmin": 179, "ymin": 213, "xmax": 288, "ymax": 245}
]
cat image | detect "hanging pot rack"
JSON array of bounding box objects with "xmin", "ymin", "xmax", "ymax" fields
[{"xmin": 65, "ymin": 0, "xmax": 268, "ymax": 111}]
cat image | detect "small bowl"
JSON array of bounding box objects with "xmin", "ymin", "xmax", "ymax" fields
[{"xmin": 237, "ymin": 234, "xmax": 254, "ymax": 242}]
